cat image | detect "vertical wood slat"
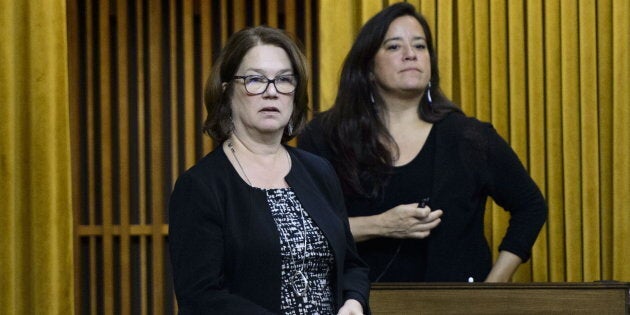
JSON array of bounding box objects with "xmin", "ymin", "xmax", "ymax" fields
[
  {"xmin": 220, "ymin": 0, "xmax": 229, "ymax": 44},
  {"xmin": 199, "ymin": 0, "xmax": 213, "ymax": 159},
  {"xmin": 116, "ymin": 0, "xmax": 132, "ymax": 314},
  {"xmin": 284, "ymin": 0, "xmax": 298, "ymax": 147},
  {"xmin": 284, "ymin": 0, "xmax": 297, "ymax": 35},
  {"xmin": 253, "ymin": 0, "xmax": 262, "ymax": 25},
  {"xmin": 267, "ymin": 0, "xmax": 279, "ymax": 27},
  {"xmin": 90, "ymin": 238, "xmax": 97, "ymax": 315},
  {"xmin": 168, "ymin": 0, "xmax": 179, "ymax": 200},
  {"xmin": 233, "ymin": 0, "xmax": 246, "ymax": 31},
  {"xmin": 135, "ymin": 0, "xmax": 149, "ymax": 313},
  {"xmin": 166, "ymin": 0, "xmax": 176, "ymax": 311},
  {"xmin": 183, "ymin": 1, "xmax": 196, "ymax": 169},
  {"xmin": 97, "ymin": 0, "xmax": 115, "ymax": 313},
  {"xmin": 148, "ymin": 0, "xmax": 165, "ymax": 313},
  {"xmin": 84, "ymin": 0, "xmax": 99, "ymax": 312},
  {"xmin": 70, "ymin": 1, "xmax": 319, "ymax": 313}
]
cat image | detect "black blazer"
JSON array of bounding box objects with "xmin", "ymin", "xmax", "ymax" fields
[{"xmin": 168, "ymin": 146, "xmax": 370, "ymax": 314}]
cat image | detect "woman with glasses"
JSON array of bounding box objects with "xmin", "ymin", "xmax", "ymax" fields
[
  {"xmin": 168, "ymin": 26, "xmax": 369, "ymax": 314},
  {"xmin": 299, "ymin": 3, "xmax": 547, "ymax": 283}
]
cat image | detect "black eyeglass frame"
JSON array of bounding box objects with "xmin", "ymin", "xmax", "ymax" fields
[{"xmin": 232, "ymin": 75, "xmax": 297, "ymax": 95}]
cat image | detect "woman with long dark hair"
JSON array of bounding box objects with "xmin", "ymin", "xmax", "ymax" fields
[{"xmin": 299, "ymin": 3, "xmax": 547, "ymax": 283}]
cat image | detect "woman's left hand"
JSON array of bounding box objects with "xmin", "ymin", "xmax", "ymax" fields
[
  {"xmin": 484, "ymin": 250, "xmax": 522, "ymax": 282},
  {"xmin": 337, "ymin": 299, "xmax": 364, "ymax": 315}
]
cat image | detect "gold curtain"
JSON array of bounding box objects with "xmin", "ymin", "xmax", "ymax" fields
[
  {"xmin": 0, "ymin": 0, "xmax": 75, "ymax": 314},
  {"xmin": 318, "ymin": 0, "xmax": 630, "ymax": 282}
]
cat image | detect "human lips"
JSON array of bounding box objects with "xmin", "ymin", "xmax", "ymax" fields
[
  {"xmin": 259, "ymin": 106, "xmax": 280, "ymax": 113},
  {"xmin": 399, "ymin": 67, "xmax": 421, "ymax": 73}
]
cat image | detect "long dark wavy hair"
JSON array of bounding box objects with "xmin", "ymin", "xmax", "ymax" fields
[
  {"xmin": 202, "ymin": 26, "xmax": 309, "ymax": 143},
  {"xmin": 321, "ymin": 2, "xmax": 462, "ymax": 198}
]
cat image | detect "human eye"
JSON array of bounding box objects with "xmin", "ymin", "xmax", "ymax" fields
[
  {"xmin": 385, "ymin": 44, "xmax": 400, "ymax": 51},
  {"xmin": 414, "ymin": 42, "xmax": 427, "ymax": 50},
  {"xmin": 245, "ymin": 75, "xmax": 267, "ymax": 84},
  {"xmin": 276, "ymin": 75, "xmax": 296, "ymax": 85}
]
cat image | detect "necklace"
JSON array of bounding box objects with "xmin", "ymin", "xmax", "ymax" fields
[
  {"xmin": 226, "ymin": 140, "xmax": 253, "ymax": 186},
  {"xmin": 226, "ymin": 139, "xmax": 310, "ymax": 299}
]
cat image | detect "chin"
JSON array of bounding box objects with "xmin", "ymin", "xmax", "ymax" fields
[
  {"xmin": 255, "ymin": 125, "xmax": 285, "ymax": 135},
  {"xmin": 399, "ymin": 85, "xmax": 424, "ymax": 92}
]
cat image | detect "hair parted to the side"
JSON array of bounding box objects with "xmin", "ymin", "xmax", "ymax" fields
[
  {"xmin": 202, "ymin": 26, "xmax": 309, "ymax": 143},
  {"xmin": 320, "ymin": 2, "xmax": 462, "ymax": 197}
]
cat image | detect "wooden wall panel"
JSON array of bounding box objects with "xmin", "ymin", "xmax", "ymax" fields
[{"xmin": 67, "ymin": 1, "xmax": 319, "ymax": 314}]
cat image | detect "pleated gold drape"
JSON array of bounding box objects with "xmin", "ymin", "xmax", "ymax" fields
[
  {"xmin": 0, "ymin": 0, "xmax": 75, "ymax": 314},
  {"xmin": 319, "ymin": 0, "xmax": 630, "ymax": 282}
]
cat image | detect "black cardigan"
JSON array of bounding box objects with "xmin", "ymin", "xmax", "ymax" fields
[
  {"xmin": 168, "ymin": 146, "xmax": 370, "ymax": 314},
  {"xmin": 298, "ymin": 112, "xmax": 548, "ymax": 282}
]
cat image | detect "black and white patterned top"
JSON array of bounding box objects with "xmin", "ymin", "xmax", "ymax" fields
[{"xmin": 265, "ymin": 188, "xmax": 335, "ymax": 315}]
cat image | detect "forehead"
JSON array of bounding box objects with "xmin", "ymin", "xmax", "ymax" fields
[
  {"xmin": 384, "ymin": 15, "xmax": 425, "ymax": 39},
  {"xmin": 238, "ymin": 44, "xmax": 292, "ymax": 73}
]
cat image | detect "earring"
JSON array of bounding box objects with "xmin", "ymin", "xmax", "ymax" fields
[
  {"xmin": 286, "ymin": 120, "xmax": 294, "ymax": 136},
  {"xmin": 426, "ymin": 82, "xmax": 433, "ymax": 104},
  {"xmin": 370, "ymin": 92, "xmax": 375, "ymax": 104},
  {"xmin": 229, "ymin": 115, "xmax": 235, "ymax": 132}
]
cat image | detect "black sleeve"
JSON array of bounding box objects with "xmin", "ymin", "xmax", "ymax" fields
[
  {"xmin": 331, "ymin": 173, "xmax": 370, "ymax": 314},
  {"xmin": 168, "ymin": 172, "xmax": 276, "ymax": 315},
  {"xmin": 484, "ymin": 126, "xmax": 548, "ymax": 262},
  {"xmin": 320, "ymin": 158, "xmax": 371, "ymax": 313}
]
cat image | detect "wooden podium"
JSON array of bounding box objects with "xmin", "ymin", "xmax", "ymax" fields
[{"xmin": 370, "ymin": 282, "xmax": 630, "ymax": 314}]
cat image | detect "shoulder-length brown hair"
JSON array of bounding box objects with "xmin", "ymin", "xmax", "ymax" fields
[{"xmin": 202, "ymin": 26, "xmax": 309, "ymax": 143}]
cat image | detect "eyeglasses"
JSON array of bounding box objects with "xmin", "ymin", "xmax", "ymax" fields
[{"xmin": 232, "ymin": 75, "xmax": 297, "ymax": 95}]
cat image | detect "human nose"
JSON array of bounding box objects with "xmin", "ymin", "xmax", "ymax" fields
[
  {"xmin": 262, "ymin": 79, "xmax": 278, "ymax": 97},
  {"xmin": 403, "ymin": 44, "xmax": 417, "ymax": 61}
]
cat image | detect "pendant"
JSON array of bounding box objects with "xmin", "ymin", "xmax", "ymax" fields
[{"xmin": 290, "ymin": 270, "xmax": 309, "ymax": 298}]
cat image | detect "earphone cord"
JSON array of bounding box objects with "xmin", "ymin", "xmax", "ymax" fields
[
  {"xmin": 373, "ymin": 240, "xmax": 403, "ymax": 282},
  {"xmin": 374, "ymin": 197, "xmax": 430, "ymax": 282}
]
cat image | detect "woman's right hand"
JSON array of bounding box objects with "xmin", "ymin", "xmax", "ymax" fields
[{"xmin": 349, "ymin": 203, "xmax": 443, "ymax": 242}]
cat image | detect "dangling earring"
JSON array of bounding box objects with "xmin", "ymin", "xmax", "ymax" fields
[
  {"xmin": 229, "ymin": 114, "xmax": 235, "ymax": 132},
  {"xmin": 426, "ymin": 81, "xmax": 433, "ymax": 104},
  {"xmin": 286, "ymin": 120, "xmax": 294, "ymax": 136},
  {"xmin": 370, "ymin": 92, "xmax": 375, "ymax": 105}
]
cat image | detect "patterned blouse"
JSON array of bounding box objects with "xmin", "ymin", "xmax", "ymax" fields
[{"xmin": 265, "ymin": 188, "xmax": 335, "ymax": 314}]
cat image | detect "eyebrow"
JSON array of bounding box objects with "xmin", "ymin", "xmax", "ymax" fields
[
  {"xmin": 382, "ymin": 36, "xmax": 426, "ymax": 45},
  {"xmin": 241, "ymin": 68, "xmax": 293, "ymax": 76}
]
